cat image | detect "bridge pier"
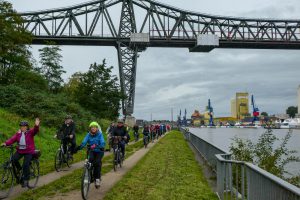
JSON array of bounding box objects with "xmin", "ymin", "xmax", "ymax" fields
[{"xmin": 117, "ymin": 0, "xmax": 138, "ymax": 117}]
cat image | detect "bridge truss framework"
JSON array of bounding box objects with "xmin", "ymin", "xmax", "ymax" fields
[{"xmin": 18, "ymin": 0, "xmax": 300, "ymax": 116}]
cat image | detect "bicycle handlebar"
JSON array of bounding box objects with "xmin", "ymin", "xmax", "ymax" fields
[
  {"xmin": 1, "ymin": 145, "xmax": 17, "ymax": 148},
  {"xmin": 55, "ymin": 133, "xmax": 73, "ymax": 140}
]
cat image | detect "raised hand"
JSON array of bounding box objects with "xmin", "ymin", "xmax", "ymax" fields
[{"xmin": 35, "ymin": 118, "xmax": 40, "ymax": 126}]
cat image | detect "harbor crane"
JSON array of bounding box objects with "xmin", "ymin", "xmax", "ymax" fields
[
  {"xmin": 208, "ymin": 99, "xmax": 214, "ymax": 126},
  {"xmin": 251, "ymin": 95, "xmax": 260, "ymax": 123}
]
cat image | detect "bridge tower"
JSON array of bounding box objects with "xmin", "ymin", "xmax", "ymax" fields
[{"xmin": 117, "ymin": 0, "xmax": 138, "ymax": 118}]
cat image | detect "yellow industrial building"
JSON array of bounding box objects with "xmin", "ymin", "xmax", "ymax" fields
[
  {"xmin": 231, "ymin": 92, "xmax": 250, "ymax": 120},
  {"xmin": 191, "ymin": 110, "xmax": 204, "ymax": 126}
]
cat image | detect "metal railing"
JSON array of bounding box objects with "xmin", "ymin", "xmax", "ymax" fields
[{"xmin": 181, "ymin": 128, "xmax": 300, "ymax": 200}]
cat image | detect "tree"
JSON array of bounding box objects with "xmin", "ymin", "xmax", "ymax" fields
[
  {"xmin": 63, "ymin": 72, "xmax": 83, "ymax": 100},
  {"xmin": 37, "ymin": 43, "xmax": 65, "ymax": 92},
  {"xmin": 15, "ymin": 70, "xmax": 48, "ymax": 91},
  {"xmin": 230, "ymin": 129, "xmax": 300, "ymax": 187},
  {"xmin": 75, "ymin": 60, "xmax": 123, "ymax": 119},
  {"xmin": 286, "ymin": 106, "xmax": 298, "ymax": 118},
  {"xmin": 261, "ymin": 112, "xmax": 268, "ymax": 117},
  {"xmin": 0, "ymin": 1, "xmax": 33, "ymax": 84}
]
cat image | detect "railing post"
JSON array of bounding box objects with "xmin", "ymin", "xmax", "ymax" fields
[{"xmin": 217, "ymin": 159, "xmax": 224, "ymax": 200}]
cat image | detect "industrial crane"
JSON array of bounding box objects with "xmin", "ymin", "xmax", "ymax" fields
[
  {"xmin": 177, "ymin": 109, "xmax": 182, "ymax": 126},
  {"xmin": 208, "ymin": 99, "xmax": 214, "ymax": 126},
  {"xmin": 182, "ymin": 109, "xmax": 187, "ymax": 126},
  {"xmin": 251, "ymin": 95, "xmax": 260, "ymax": 123}
]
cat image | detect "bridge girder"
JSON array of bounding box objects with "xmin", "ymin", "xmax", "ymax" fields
[
  {"xmin": 17, "ymin": 0, "xmax": 300, "ymax": 116},
  {"xmin": 20, "ymin": 0, "xmax": 300, "ymax": 43}
]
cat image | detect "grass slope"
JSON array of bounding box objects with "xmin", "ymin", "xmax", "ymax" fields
[{"xmin": 104, "ymin": 131, "xmax": 218, "ymax": 200}]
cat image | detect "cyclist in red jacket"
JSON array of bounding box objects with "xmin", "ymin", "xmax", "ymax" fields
[{"xmin": 1, "ymin": 118, "xmax": 40, "ymax": 187}]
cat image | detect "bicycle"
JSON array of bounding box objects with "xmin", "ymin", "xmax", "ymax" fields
[
  {"xmin": 0, "ymin": 146, "xmax": 40, "ymax": 199},
  {"xmin": 54, "ymin": 135, "xmax": 73, "ymax": 172},
  {"xmin": 143, "ymin": 134, "xmax": 149, "ymax": 148},
  {"xmin": 81, "ymin": 146, "xmax": 103, "ymax": 200},
  {"xmin": 112, "ymin": 136, "xmax": 124, "ymax": 172},
  {"xmin": 134, "ymin": 131, "xmax": 139, "ymax": 142}
]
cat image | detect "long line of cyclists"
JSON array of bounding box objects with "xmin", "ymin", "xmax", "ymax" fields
[{"xmin": 0, "ymin": 115, "xmax": 172, "ymax": 199}]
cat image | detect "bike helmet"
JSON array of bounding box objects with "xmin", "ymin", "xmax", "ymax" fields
[
  {"xmin": 19, "ymin": 121, "xmax": 29, "ymax": 126},
  {"xmin": 65, "ymin": 115, "xmax": 72, "ymax": 120},
  {"xmin": 89, "ymin": 121, "xmax": 100, "ymax": 128}
]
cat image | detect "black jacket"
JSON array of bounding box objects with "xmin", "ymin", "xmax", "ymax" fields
[
  {"xmin": 112, "ymin": 126, "xmax": 126, "ymax": 137},
  {"xmin": 59, "ymin": 122, "xmax": 76, "ymax": 139},
  {"xmin": 133, "ymin": 125, "xmax": 139, "ymax": 132}
]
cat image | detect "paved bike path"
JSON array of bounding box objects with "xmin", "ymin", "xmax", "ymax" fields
[{"xmin": 49, "ymin": 136, "xmax": 165, "ymax": 200}]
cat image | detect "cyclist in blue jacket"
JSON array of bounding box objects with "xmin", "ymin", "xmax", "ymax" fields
[{"xmin": 76, "ymin": 121, "xmax": 105, "ymax": 188}]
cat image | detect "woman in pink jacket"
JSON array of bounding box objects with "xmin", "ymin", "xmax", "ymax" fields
[{"xmin": 1, "ymin": 118, "xmax": 40, "ymax": 187}]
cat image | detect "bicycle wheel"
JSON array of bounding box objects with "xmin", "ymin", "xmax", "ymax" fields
[
  {"xmin": 66, "ymin": 146, "xmax": 73, "ymax": 168},
  {"xmin": 81, "ymin": 166, "xmax": 91, "ymax": 200},
  {"xmin": 113, "ymin": 150, "xmax": 117, "ymax": 172},
  {"xmin": 0, "ymin": 163, "xmax": 14, "ymax": 199},
  {"xmin": 65, "ymin": 151, "xmax": 70, "ymax": 168},
  {"xmin": 118, "ymin": 151, "xmax": 122, "ymax": 168},
  {"xmin": 54, "ymin": 149, "xmax": 63, "ymax": 172},
  {"xmin": 143, "ymin": 137, "xmax": 148, "ymax": 148},
  {"xmin": 28, "ymin": 159, "xmax": 39, "ymax": 189}
]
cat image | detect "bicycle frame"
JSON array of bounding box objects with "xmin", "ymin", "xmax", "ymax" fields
[
  {"xmin": 0, "ymin": 145, "xmax": 40, "ymax": 198},
  {"xmin": 112, "ymin": 137, "xmax": 124, "ymax": 171},
  {"xmin": 134, "ymin": 131, "xmax": 139, "ymax": 141},
  {"xmin": 143, "ymin": 135, "xmax": 149, "ymax": 148},
  {"xmin": 81, "ymin": 146, "xmax": 104, "ymax": 200},
  {"xmin": 4, "ymin": 147, "xmax": 22, "ymax": 182}
]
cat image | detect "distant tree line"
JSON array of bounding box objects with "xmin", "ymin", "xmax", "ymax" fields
[{"xmin": 0, "ymin": 1, "xmax": 123, "ymax": 132}]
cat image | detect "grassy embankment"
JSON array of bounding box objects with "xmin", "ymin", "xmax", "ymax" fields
[{"xmin": 104, "ymin": 131, "xmax": 218, "ymax": 200}]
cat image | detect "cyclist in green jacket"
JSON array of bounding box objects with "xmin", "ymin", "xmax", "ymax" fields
[{"xmin": 76, "ymin": 122, "xmax": 105, "ymax": 188}]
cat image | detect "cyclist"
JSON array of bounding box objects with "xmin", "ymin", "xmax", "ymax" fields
[
  {"xmin": 76, "ymin": 122, "xmax": 105, "ymax": 188},
  {"xmin": 150, "ymin": 124, "xmax": 156, "ymax": 141},
  {"xmin": 161, "ymin": 124, "xmax": 166, "ymax": 135},
  {"xmin": 166, "ymin": 124, "xmax": 171, "ymax": 132},
  {"xmin": 155, "ymin": 124, "xmax": 160, "ymax": 137},
  {"xmin": 1, "ymin": 118, "xmax": 40, "ymax": 188},
  {"xmin": 142, "ymin": 124, "xmax": 150, "ymax": 147},
  {"xmin": 133, "ymin": 123, "xmax": 139, "ymax": 142},
  {"xmin": 56, "ymin": 115, "xmax": 76, "ymax": 159},
  {"xmin": 111, "ymin": 120, "xmax": 127, "ymax": 157}
]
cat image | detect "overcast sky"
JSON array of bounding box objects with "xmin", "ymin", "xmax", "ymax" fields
[{"xmin": 7, "ymin": 0, "xmax": 300, "ymax": 120}]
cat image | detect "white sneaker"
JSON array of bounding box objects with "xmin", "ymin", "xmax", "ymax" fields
[{"xmin": 95, "ymin": 179, "xmax": 100, "ymax": 188}]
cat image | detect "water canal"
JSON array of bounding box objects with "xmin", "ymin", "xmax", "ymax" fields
[{"xmin": 189, "ymin": 127, "xmax": 300, "ymax": 177}]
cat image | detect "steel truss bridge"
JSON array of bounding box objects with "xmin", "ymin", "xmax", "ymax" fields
[{"xmin": 19, "ymin": 0, "xmax": 300, "ymax": 116}]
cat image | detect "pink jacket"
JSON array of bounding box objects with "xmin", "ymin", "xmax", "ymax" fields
[{"xmin": 5, "ymin": 125, "xmax": 39, "ymax": 154}]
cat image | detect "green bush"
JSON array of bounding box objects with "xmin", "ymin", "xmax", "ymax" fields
[
  {"xmin": 0, "ymin": 85, "xmax": 111, "ymax": 133},
  {"xmin": 15, "ymin": 70, "xmax": 48, "ymax": 91},
  {"xmin": 230, "ymin": 129, "xmax": 300, "ymax": 187}
]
